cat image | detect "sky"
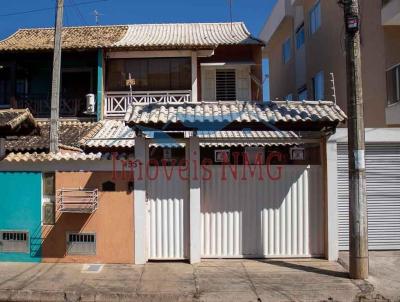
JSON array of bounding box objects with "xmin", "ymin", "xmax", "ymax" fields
[{"xmin": 0, "ymin": 0, "xmax": 276, "ymax": 98}]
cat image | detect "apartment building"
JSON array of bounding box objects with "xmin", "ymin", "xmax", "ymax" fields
[{"xmin": 260, "ymin": 0, "xmax": 400, "ymax": 255}]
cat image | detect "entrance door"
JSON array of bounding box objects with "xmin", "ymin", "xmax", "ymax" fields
[
  {"xmin": 147, "ymin": 166, "xmax": 189, "ymax": 260},
  {"xmin": 0, "ymin": 65, "xmax": 12, "ymax": 107},
  {"xmin": 61, "ymin": 71, "xmax": 92, "ymax": 116}
]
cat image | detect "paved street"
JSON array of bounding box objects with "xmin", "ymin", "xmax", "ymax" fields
[{"xmin": 0, "ymin": 258, "xmax": 387, "ymax": 302}]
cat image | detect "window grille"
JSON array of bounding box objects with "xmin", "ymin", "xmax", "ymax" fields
[
  {"xmin": 0, "ymin": 231, "xmax": 29, "ymax": 253},
  {"xmin": 216, "ymin": 70, "xmax": 236, "ymax": 101},
  {"xmin": 67, "ymin": 233, "xmax": 96, "ymax": 255}
]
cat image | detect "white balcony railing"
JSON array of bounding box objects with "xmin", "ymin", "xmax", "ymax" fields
[{"xmin": 104, "ymin": 90, "xmax": 192, "ymax": 118}]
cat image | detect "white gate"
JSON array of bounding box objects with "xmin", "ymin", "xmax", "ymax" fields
[
  {"xmin": 338, "ymin": 143, "xmax": 400, "ymax": 250},
  {"xmin": 147, "ymin": 166, "xmax": 189, "ymax": 259},
  {"xmin": 201, "ymin": 165, "xmax": 324, "ymax": 258}
]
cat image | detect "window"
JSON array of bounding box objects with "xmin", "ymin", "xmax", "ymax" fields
[
  {"xmin": 216, "ymin": 69, "xmax": 236, "ymax": 100},
  {"xmin": 298, "ymin": 86, "xmax": 308, "ymax": 101},
  {"xmin": 296, "ymin": 24, "xmax": 305, "ymax": 49},
  {"xmin": 313, "ymin": 71, "xmax": 324, "ymax": 100},
  {"xmin": 106, "ymin": 58, "xmax": 191, "ymax": 91},
  {"xmin": 0, "ymin": 231, "xmax": 29, "ymax": 253},
  {"xmin": 67, "ymin": 233, "xmax": 96, "ymax": 255},
  {"xmin": 282, "ymin": 38, "xmax": 292, "ymax": 64},
  {"xmin": 310, "ymin": 1, "xmax": 321, "ymax": 35},
  {"xmin": 42, "ymin": 173, "xmax": 55, "ymax": 225},
  {"xmin": 387, "ymin": 65, "xmax": 400, "ymax": 105},
  {"xmin": 285, "ymin": 94, "xmax": 293, "ymax": 101}
]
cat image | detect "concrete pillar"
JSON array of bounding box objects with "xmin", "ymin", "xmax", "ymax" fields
[
  {"xmin": 189, "ymin": 136, "xmax": 201, "ymax": 263},
  {"xmin": 134, "ymin": 136, "xmax": 148, "ymax": 264},
  {"xmin": 326, "ymin": 138, "xmax": 339, "ymax": 261},
  {"xmin": 191, "ymin": 51, "xmax": 198, "ymax": 102}
]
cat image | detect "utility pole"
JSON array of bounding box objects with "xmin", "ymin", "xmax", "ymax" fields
[
  {"xmin": 341, "ymin": 0, "xmax": 369, "ymax": 279},
  {"xmin": 50, "ymin": 0, "xmax": 64, "ymax": 153}
]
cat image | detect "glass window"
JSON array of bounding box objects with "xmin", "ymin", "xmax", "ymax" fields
[
  {"xmin": 387, "ymin": 65, "xmax": 400, "ymax": 105},
  {"xmin": 310, "ymin": 1, "xmax": 321, "ymax": 35},
  {"xmin": 282, "ymin": 38, "xmax": 292, "ymax": 64},
  {"xmin": 106, "ymin": 58, "xmax": 191, "ymax": 91},
  {"xmin": 296, "ymin": 24, "xmax": 305, "ymax": 49},
  {"xmin": 285, "ymin": 93, "xmax": 293, "ymax": 101},
  {"xmin": 298, "ymin": 86, "xmax": 308, "ymax": 101},
  {"xmin": 313, "ymin": 71, "xmax": 324, "ymax": 100}
]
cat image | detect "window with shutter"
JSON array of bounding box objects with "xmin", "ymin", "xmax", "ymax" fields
[{"xmin": 216, "ymin": 69, "xmax": 236, "ymax": 101}]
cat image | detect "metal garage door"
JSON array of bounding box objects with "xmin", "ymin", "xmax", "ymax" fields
[
  {"xmin": 147, "ymin": 167, "xmax": 189, "ymax": 259},
  {"xmin": 201, "ymin": 165, "xmax": 324, "ymax": 258},
  {"xmin": 338, "ymin": 144, "xmax": 400, "ymax": 250}
]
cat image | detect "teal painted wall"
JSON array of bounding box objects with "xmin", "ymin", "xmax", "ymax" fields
[
  {"xmin": 0, "ymin": 172, "xmax": 42, "ymax": 262},
  {"xmin": 97, "ymin": 49, "xmax": 104, "ymax": 121}
]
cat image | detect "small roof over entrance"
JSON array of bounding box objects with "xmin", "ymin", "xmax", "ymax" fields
[{"xmin": 124, "ymin": 101, "xmax": 347, "ymax": 131}]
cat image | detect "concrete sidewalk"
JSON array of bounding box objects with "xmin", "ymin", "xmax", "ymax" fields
[
  {"xmin": 340, "ymin": 251, "xmax": 400, "ymax": 302},
  {"xmin": 0, "ymin": 258, "xmax": 378, "ymax": 302}
]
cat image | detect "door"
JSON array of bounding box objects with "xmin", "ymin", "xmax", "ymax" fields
[
  {"xmin": 61, "ymin": 71, "xmax": 92, "ymax": 116},
  {"xmin": 201, "ymin": 165, "xmax": 324, "ymax": 258},
  {"xmin": 338, "ymin": 143, "xmax": 400, "ymax": 250},
  {"xmin": 0, "ymin": 65, "xmax": 12, "ymax": 107},
  {"xmin": 147, "ymin": 166, "xmax": 189, "ymax": 259}
]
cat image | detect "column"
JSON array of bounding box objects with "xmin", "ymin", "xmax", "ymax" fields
[
  {"xmin": 97, "ymin": 49, "xmax": 104, "ymax": 121},
  {"xmin": 191, "ymin": 51, "xmax": 198, "ymax": 102},
  {"xmin": 189, "ymin": 136, "xmax": 201, "ymax": 263},
  {"xmin": 134, "ymin": 136, "xmax": 148, "ymax": 264},
  {"xmin": 326, "ymin": 138, "xmax": 339, "ymax": 261}
]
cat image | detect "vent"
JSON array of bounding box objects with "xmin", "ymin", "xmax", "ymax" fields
[
  {"xmin": 0, "ymin": 231, "xmax": 29, "ymax": 253},
  {"xmin": 67, "ymin": 233, "xmax": 96, "ymax": 255},
  {"xmin": 216, "ymin": 69, "xmax": 236, "ymax": 101}
]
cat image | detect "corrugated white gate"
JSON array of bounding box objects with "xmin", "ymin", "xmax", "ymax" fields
[
  {"xmin": 147, "ymin": 167, "xmax": 189, "ymax": 259},
  {"xmin": 201, "ymin": 165, "xmax": 324, "ymax": 258},
  {"xmin": 338, "ymin": 144, "xmax": 400, "ymax": 250}
]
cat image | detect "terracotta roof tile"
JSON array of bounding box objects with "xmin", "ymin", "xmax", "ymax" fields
[
  {"xmin": 0, "ymin": 108, "xmax": 37, "ymax": 136},
  {"xmin": 0, "ymin": 26, "xmax": 128, "ymax": 51}
]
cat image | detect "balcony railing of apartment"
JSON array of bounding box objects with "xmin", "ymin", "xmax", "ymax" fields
[
  {"xmin": 15, "ymin": 94, "xmax": 84, "ymax": 118},
  {"xmin": 104, "ymin": 90, "xmax": 192, "ymax": 118},
  {"xmin": 56, "ymin": 188, "xmax": 99, "ymax": 214}
]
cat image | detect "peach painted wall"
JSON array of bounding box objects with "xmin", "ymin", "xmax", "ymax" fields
[{"xmin": 42, "ymin": 172, "xmax": 134, "ymax": 264}]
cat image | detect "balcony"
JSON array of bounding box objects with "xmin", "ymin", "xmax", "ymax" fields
[
  {"xmin": 56, "ymin": 188, "xmax": 98, "ymax": 213},
  {"xmin": 104, "ymin": 90, "xmax": 192, "ymax": 118},
  {"xmin": 382, "ymin": 0, "xmax": 400, "ymax": 25},
  {"xmin": 16, "ymin": 94, "xmax": 86, "ymax": 118}
]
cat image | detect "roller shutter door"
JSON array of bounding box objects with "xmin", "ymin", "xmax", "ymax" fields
[{"xmin": 338, "ymin": 144, "xmax": 400, "ymax": 250}]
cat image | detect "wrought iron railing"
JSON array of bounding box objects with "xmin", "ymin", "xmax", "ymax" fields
[
  {"xmin": 16, "ymin": 94, "xmax": 84, "ymax": 118},
  {"xmin": 56, "ymin": 188, "xmax": 98, "ymax": 213},
  {"xmin": 104, "ymin": 90, "xmax": 192, "ymax": 118}
]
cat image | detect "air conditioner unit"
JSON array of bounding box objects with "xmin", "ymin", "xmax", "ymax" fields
[{"xmin": 84, "ymin": 93, "xmax": 96, "ymax": 115}]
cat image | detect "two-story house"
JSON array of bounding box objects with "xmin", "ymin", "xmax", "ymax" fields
[
  {"xmin": 260, "ymin": 0, "xmax": 400, "ymax": 253},
  {"xmin": 0, "ymin": 22, "xmax": 347, "ymax": 264}
]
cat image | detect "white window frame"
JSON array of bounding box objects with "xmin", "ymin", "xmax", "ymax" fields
[
  {"xmin": 309, "ymin": 0, "xmax": 321, "ymax": 35},
  {"xmin": 282, "ymin": 38, "xmax": 292, "ymax": 64},
  {"xmin": 201, "ymin": 65, "xmax": 251, "ymax": 101},
  {"xmin": 313, "ymin": 71, "xmax": 324, "ymax": 100}
]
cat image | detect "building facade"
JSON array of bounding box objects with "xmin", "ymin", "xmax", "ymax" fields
[
  {"xmin": 260, "ymin": 0, "xmax": 400, "ymax": 253},
  {"xmin": 0, "ymin": 22, "xmax": 347, "ymax": 264}
]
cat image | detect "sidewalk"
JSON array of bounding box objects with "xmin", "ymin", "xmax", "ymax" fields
[{"xmin": 0, "ymin": 258, "xmax": 377, "ymax": 302}]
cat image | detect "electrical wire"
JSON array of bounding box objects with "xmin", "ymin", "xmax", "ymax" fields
[
  {"xmin": 69, "ymin": 0, "xmax": 88, "ymax": 25},
  {"xmin": 0, "ymin": 0, "xmax": 108, "ymax": 17}
]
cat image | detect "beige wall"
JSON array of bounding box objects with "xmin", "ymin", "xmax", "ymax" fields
[
  {"xmin": 42, "ymin": 172, "xmax": 134, "ymax": 264},
  {"xmin": 266, "ymin": 17, "xmax": 297, "ymax": 100},
  {"xmin": 266, "ymin": 0, "xmax": 391, "ymax": 128}
]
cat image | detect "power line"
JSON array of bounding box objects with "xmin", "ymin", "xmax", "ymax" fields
[
  {"xmin": 0, "ymin": 0, "xmax": 108, "ymax": 17},
  {"xmin": 68, "ymin": 0, "xmax": 88, "ymax": 25}
]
